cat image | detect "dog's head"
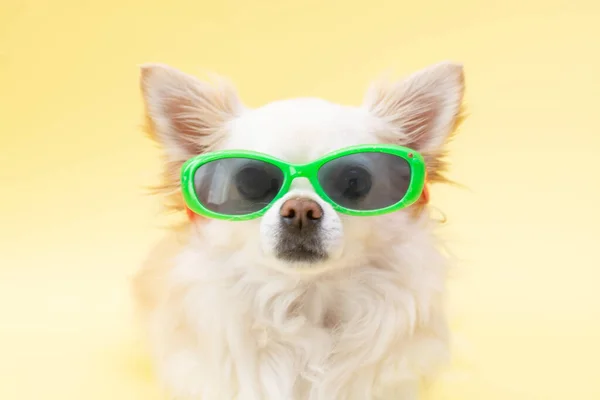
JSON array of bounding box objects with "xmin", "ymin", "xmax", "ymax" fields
[{"xmin": 140, "ymin": 62, "xmax": 464, "ymax": 274}]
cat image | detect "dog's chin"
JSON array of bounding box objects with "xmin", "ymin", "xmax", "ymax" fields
[
  {"xmin": 276, "ymin": 247, "xmax": 328, "ymax": 264},
  {"xmin": 258, "ymin": 226, "xmax": 345, "ymax": 276},
  {"xmin": 260, "ymin": 248, "xmax": 341, "ymax": 277}
]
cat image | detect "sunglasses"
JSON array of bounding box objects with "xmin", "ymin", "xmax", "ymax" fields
[{"xmin": 180, "ymin": 144, "xmax": 426, "ymax": 221}]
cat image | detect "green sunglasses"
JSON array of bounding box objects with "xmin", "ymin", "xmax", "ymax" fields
[{"xmin": 180, "ymin": 144, "xmax": 426, "ymax": 221}]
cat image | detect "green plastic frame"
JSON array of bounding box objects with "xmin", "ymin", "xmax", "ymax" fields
[{"xmin": 180, "ymin": 144, "xmax": 426, "ymax": 221}]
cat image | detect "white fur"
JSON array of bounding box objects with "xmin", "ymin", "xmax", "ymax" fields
[{"xmin": 136, "ymin": 62, "xmax": 464, "ymax": 399}]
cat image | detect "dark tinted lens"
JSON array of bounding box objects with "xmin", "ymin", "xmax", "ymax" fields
[
  {"xmin": 193, "ymin": 158, "xmax": 284, "ymax": 215},
  {"xmin": 318, "ymin": 152, "xmax": 411, "ymax": 211}
]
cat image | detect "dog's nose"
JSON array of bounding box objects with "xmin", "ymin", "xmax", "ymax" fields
[{"xmin": 280, "ymin": 198, "xmax": 323, "ymax": 230}]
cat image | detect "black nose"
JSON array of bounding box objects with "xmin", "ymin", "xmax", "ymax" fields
[{"xmin": 280, "ymin": 198, "xmax": 323, "ymax": 230}]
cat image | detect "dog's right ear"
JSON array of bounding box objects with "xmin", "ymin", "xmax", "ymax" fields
[
  {"xmin": 140, "ymin": 64, "xmax": 243, "ymax": 214},
  {"xmin": 140, "ymin": 63, "xmax": 243, "ymax": 161}
]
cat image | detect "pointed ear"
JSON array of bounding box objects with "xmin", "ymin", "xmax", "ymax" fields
[
  {"xmin": 364, "ymin": 61, "xmax": 465, "ymax": 183},
  {"xmin": 140, "ymin": 63, "xmax": 243, "ymax": 161},
  {"xmin": 139, "ymin": 63, "xmax": 243, "ymax": 213}
]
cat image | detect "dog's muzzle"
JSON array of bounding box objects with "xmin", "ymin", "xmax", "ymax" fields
[{"xmin": 275, "ymin": 198, "xmax": 327, "ymax": 263}]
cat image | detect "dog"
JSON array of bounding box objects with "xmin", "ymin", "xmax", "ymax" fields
[{"xmin": 132, "ymin": 60, "xmax": 465, "ymax": 399}]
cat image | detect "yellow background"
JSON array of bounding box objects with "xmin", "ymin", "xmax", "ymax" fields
[{"xmin": 1, "ymin": 0, "xmax": 599, "ymax": 399}]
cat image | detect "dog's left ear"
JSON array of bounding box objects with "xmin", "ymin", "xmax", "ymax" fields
[{"xmin": 364, "ymin": 61, "xmax": 465, "ymax": 183}]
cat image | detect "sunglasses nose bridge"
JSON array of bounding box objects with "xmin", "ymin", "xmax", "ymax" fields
[
  {"xmin": 285, "ymin": 164, "xmax": 318, "ymax": 189},
  {"xmin": 288, "ymin": 165, "xmax": 304, "ymax": 177}
]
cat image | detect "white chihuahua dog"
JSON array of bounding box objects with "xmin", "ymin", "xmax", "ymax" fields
[{"xmin": 133, "ymin": 61, "xmax": 465, "ymax": 400}]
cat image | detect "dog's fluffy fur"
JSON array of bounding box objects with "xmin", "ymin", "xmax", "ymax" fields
[{"xmin": 133, "ymin": 61, "xmax": 465, "ymax": 400}]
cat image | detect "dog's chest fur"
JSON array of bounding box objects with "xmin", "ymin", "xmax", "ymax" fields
[{"xmin": 153, "ymin": 238, "xmax": 448, "ymax": 400}]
